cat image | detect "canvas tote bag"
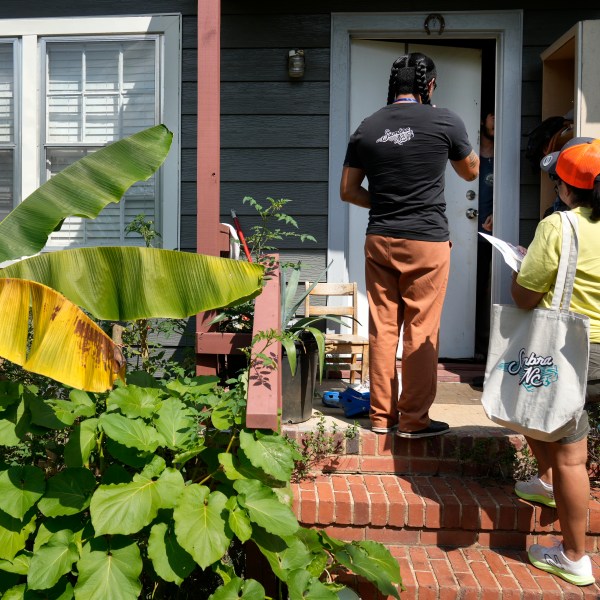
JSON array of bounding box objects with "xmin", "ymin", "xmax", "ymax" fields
[{"xmin": 481, "ymin": 211, "xmax": 590, "ymax": 441}]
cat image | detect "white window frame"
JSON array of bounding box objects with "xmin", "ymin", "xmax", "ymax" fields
[{"xmin": 0, "ymin": 14, "xmax": 181, "ymax": 251}]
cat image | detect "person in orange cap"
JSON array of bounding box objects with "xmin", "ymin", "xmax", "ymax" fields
[{"xmin": 511, "ymin": 137, "xmax": 600, "ymax": 586}]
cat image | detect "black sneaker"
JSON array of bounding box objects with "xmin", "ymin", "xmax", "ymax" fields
[{"xmin": 396, "ymin": 420, "xmax": 450, "ymax": 439}]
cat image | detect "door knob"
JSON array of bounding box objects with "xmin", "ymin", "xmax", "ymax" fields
[
  {"xmin": 466, "ymin": 189, "xmax": 476, "ymax": 201},
  {"xmin": 466, "ymin": 208, "xmax": 478, "ymax": 219}
]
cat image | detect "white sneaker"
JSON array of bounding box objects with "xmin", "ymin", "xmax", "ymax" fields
[
  {"xmin": 528, "ymin": 542, "xmax": 595, "ymax": 586},
  {"xmin": 515, "ymin": 476, "xmax": 556, "ymax": 508}
]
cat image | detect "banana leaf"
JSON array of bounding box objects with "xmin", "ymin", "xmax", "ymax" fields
[
  {"xmin": 0, "ymin": 125, "xmax": 173, "ymax": 263},
  {"xmin": 0, "ymin": 279, "xmax": 124, "ymax": 392},
  {"xmin": 0, "ymin": 247, "xmax": 264, "ymax": 321}
]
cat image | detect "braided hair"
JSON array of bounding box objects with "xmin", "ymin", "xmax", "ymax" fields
[{"xmin": 386, "ymin": 52, "xmax": 437, "ymax": 106}]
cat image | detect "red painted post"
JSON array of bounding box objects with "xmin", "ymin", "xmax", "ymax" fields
[
  {"xmin": 196, "ymin": 0, "xmax": 222, "ymax": 376},
  {"xmin": 246, "ymin": 256, "xmax": 282, "ymax": 431}
]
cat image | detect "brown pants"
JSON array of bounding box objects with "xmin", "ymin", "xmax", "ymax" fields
[{"xmin": 365, "ymin": 235, "xmax": 451, "ymax": 431}]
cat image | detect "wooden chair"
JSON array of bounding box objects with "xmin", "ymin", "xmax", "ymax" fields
[{"xmin": 303, "ymin": 281, "xmax": 369, "ymax": 384}]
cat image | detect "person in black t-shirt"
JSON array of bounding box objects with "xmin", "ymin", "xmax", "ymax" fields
[{"xmin": 340, "ymin": 52, "xmax": 479, "ymax": 438}]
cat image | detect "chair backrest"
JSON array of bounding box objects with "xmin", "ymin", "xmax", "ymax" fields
[{"xmin": 304, "ymin": 281, "xmax": 358, "ymax": 335}]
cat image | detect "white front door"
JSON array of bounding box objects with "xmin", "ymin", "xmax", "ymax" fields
[{"xmin": 348, "ymin": 40, "xmax": 482, "ymax": 358}]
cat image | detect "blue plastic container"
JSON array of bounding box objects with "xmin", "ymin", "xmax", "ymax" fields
[{"xmin": 339, "ymin": 387, "xmax": 370, "ymax": 417}]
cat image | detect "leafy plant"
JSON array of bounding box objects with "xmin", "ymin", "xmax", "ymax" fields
[
  {"xmin": 242, "ymin": 196, "xmax": 316, "ymax": 266},
  {"xmin": 0, "ymin": 130, "xmax": 402, "ymax": 597},
  {"xmin": 286, "ymin": 415, "xmax": 359, "ymax": 482}
]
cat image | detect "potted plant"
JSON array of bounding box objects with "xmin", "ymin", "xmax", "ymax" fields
[{"xmin": 214, "ymin": 197, "xmax": 349, "ymax": 423}]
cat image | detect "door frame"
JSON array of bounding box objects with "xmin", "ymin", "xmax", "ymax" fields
[{"xmin": 328, "ymin": 10, "xmax": 523, "ymax": 306}]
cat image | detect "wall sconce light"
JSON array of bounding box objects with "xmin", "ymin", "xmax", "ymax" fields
[{"xmin": 288, "ymin": 49, "xmax": 305, "ymax": 78}]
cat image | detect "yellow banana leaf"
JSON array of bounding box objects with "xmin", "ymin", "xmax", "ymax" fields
[
  {"xmin": 0, "ymin": 125, "xmax": 173, "ymax": 264},
  {"xmin": 0, "ymin": 279, "xmax": 125, "ymax": 392},
  {"xmin": 1, "ymin": 247, "xmax": 264, "ymax": 321}
]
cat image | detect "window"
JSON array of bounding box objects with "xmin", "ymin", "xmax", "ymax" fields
[
  {"xmin": 0, "ymin": 42, "xmax": 15, "ymax": 222},
  {"xmin": 0, "ymin": 15, "xmax": 181, "ymax": 250}
]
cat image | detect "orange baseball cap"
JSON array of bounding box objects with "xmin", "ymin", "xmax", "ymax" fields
[{"xmin": 540, "ymin": 137, "xmax": 600, "ymax": 189}]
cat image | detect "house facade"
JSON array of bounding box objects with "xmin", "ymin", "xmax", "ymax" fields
[{"xmin": 1, "ymin": 1, "xmax": 599, "ymax": 361}]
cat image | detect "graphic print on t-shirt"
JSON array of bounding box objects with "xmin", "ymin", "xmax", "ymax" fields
[{"xmin": 376, "ymin": 127, "xmax": 414, "ymax": 146}]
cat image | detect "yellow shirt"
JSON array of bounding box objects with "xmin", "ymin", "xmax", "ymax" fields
[{"xmin": 517, "ymin": 207, "xmax": 600, "ymax": 343}]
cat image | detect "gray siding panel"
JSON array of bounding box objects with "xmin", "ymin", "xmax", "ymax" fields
[
  {"xmin": 221, "ymin": 149, "xmax": 329, "ymax": 182},
  {"xmin": 221, "ymin": 82, "xmax": 330, "ymax": 115},
  {"xmin": 221, "ymin": 14, "xmax": 331, "ymax": 48},
  {"xmin": 221, "ymin": 116, "xmax": 329, "ymax": 148}
]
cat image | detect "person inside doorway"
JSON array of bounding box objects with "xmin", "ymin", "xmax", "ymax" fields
[
  {"xmin": 339, "ymin": 52, "xmax": 480, "ymax": 438},
  {"xmin": 475, "ymin": 108, "xmax": 495, "ymax": 361}
]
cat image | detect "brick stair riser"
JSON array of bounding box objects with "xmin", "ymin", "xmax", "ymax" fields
[
  {"xmin": 284, "ymin": 428, "xmax": 528, "ymax": 477},
  {"xmin": 291, "ymin": 474, "xmax": 600, "ymax": 552}
]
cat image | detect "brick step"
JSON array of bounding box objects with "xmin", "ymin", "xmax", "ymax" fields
[
  {"xmin": 334, "ymin": 545, "xmax": 600, "ymax": 599},
  {"xmin": 292, "ymin": 474, "xmax": 600, "ymax": 598},
  {"xmin": 284, "ymin": 425, "xmax": 525, "ymax": 478},
  {"xmin": 291, "ymin": 474, "xmax": 600, "ymax": 552}
]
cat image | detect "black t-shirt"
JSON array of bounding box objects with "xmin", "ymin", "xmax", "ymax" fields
[{"xmin": 344, "ymin": 102, "xmax": 473, "ymax": 241}]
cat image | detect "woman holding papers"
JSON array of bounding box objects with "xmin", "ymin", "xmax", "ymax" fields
[{"xmin": 510, "ymin": 137, "xmax": 600, "ymax": 586}]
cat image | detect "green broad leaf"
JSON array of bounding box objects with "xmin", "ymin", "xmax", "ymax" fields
[
  {"xmin": 153, "ymin": 468, "xmax": 185, "ymax": 510},
  {"xmin": 211, "ymin": 401, "xmax": 234, "ymax": 431},
  {"xmin": 208, "ymin": 577, "xmax": 265, "ymax": 600},
  {"xmin": 295, "ymin": 528, "xmax": 329, "ymax": 578},
  {"xmin": 218, "ymin": 453, "xmax": 247, "ymax": 481},
  {"xmin": 1, "ymin": 248, "xmax": 265, "ymax": 322},
  {"xmin": 28, "ymin": 396, "xmax": 76, "ymax": 429},
  {"xmin": 74, "ymin": 537, "xmax": 142, "ymax": 600},
  {"xmin": 172, "ymin": 446, "xmax": 205, "ymax": 468},
  {"xmin": 165, "ymin": 375, "xmax": 220, "ymax": 397},
  {"xmin": 334, "ymin": 541, "xmax": 401, "ymax": 600},
  {"xmin": 239, "ymin": 430, "xmax": 296, "ymax": 483},
  {"xmin": 318, "ymin": 530, "xmax": 347, "ymax": 552},
  {"xmin": 1, "ymin": 584, "xmax": 26, "ymax": 598},
  {"xmin": 0, "ymin": 466, "xmax": 45, "ymax": 519},
  {"xmin": 252, "ymin": 528, "xmax": 309, "ymax": 581},
  {"xmin": 139, "ymin": 455, "xmax": 166, "ymax": 479},
  {"xmin": 28, "ymin": 530, "xmax": 79, "ymax": 590},
  {"xmin": 0, "ymin": 550, "xmax": 31, "ymax": 574},
  {"xmin": 105, "ymin": 439, "xmax": 153, "ymax": 469},
  {"xmin": 0, "ymin": 124, "xmax": 172, "ymax": 261},
  {"xmin": 173, "ymin": 484, "xmax": 231, "ymax": 570},
  {"xmin": 69, "ymin": 390, "xmax": 96, "ymax": 414},
  {"xmin": 212, "ymin": 559, "xmax": 236, "ymax": 586},
  {"xmin": 90, "ymin": 468, "xmax": 173, "ymax": 536},
  {"xmin": 0, "ymin": 381, "xmax": 24, "ymax": 411},
  {"xmin": 154, "ymin": 398, "xmax": 197, "ymax": 450},
  {"xmin": 33, "ymin": 516, "xmax": 85, "ymax": 553},
  {"xmin": 64, "ymin": 418, "xmax": 98, "ymax": 468},
  {"xmin": 235, "ymin": 450, "xmax": 288, "ymax": 488},
  {"xmin": 125, "ymin": 370, "xmax": 162, "ymax": 388},
  {"xmin": 107, "ymin": 385, "xmax": 163, "ymax": 419},
  {"xmin": 99, "ymin": 413, "xmax": 163, "ymax": 452},
  {"xmin": 0, "ymin": 400, "xmax": 29, "ymax": 446},
  {"xmin": 38, "ymin": 468, "xmax": 97, "ymax": 517},
  {"xmin": 234, "ymin": 480, "xmax": 298, "ymax": 537},
  {"xmin": 0, "ymin": 510, "xmax": 37, "ymax": 561},
  {"xmin": 147, "ymin": 521, "xmax": 196, "ymax": 586},
  {"xmin": 287, "ymin": 569, "xmax": 339, "ymax": 600},
  {"xmin": 225, "ymin": 498, "xmax": 252, "ymax": 543}
]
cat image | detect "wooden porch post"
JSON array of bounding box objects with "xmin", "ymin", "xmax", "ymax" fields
[{"xmin": 196, "ymin": 0, "xmax": 223, "ymax": 376}]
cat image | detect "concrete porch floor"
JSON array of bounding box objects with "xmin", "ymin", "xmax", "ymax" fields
[{"xmin": 304, "ymin": 378, "xmax": 491, "ymax": 434}]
